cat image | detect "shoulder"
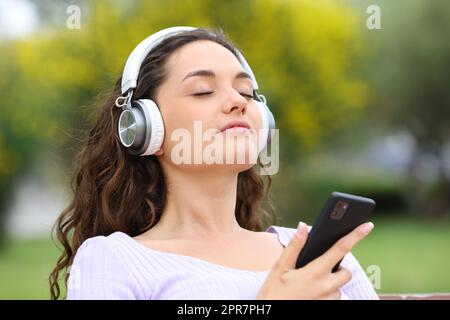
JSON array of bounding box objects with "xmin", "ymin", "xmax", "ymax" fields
[
  {"xmin": 74, "ymin": 234, "xmax": 115, "ymax": 257},
  {"xmin": 67, "ymin": 232, "xmax": 142, "ymax": 299},
  {"xmin": 70, "ymin": 232, "xmax": 125, "ymax": 266}
]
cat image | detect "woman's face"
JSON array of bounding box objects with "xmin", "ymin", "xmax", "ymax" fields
[{"xmin": 154, "ymin": 40, "xmax": 262, "ymax": 173}]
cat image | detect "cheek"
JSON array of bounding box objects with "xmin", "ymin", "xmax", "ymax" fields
[
  {"xmin": 161, "ymin": 106, "xmax": 210, "ymax": 133},
  {"xmin": 159, "ymin": 98, "xmax": 186, "ymax": 130},
  {"xmin": 248, "ymin": 102, "xmax": 267, "ymax": 153},
  {"xmin": 159, "ymin": 103, "xmax": 213, "ymax": 152},
  {"xmin": 248, "ymin": 102, "xmax": 263, "ymax": 131}
]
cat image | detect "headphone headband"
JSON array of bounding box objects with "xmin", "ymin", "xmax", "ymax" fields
[{"xmin": 120, "ymin": 26, "xmax": 259, "ymax": 96}]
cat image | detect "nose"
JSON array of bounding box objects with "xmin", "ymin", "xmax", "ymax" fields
[{"xmin": 223, "ymin": 89, "xmax": 248, "ymax": 115}]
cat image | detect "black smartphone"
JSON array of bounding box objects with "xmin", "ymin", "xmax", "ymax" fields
[{"xmin": 295, "ymin": 191, "xmax": 376, "ymax": 272}]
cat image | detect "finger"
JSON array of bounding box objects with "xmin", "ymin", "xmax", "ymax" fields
[
  {"xmin": 312, "ymin": 222, "xmax": 374, "ymax": 272},
  {"xmin": 272, "ymin": 222, "xmax": 308, "ymax": 272},
  {"xmin": 330, "ymin": 266, "xmax": 353, "ymax": 289},
  {"xmin": 321, "ymin": 290, "xmax": 341, "ymax": 300}
]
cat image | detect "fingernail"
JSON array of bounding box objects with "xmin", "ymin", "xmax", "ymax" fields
[
  {"xmin": 361, "ymin": 222, "xmax": 374, "ymax": 235},
  {"xmin": 296, "ymin": 221, "xmax": 307, "ymax": 237}
]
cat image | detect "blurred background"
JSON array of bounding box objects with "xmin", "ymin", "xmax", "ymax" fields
[{"xmin": 0, "ymin": 0, "xmax": 449, "ymax": 299}]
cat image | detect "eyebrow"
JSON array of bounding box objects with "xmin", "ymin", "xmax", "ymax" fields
[{"xmin": 181, "ymin": 70, "xmax": 252, "ymax": 82}]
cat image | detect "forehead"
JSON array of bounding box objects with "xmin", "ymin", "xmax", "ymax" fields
[{"xmin": 164, "ymin": 40, "xmax": 244, "ymax": 78}]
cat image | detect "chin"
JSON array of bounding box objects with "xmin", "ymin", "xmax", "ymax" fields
[
  {"xmin": 223, "ymin": 139, "xmax": 259, "ymax": 165},
  {"xmin": 167, "ymin": 136, "xmax": 259, "ymax": 171}
]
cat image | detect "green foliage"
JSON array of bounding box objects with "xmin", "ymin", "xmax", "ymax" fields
[
  {"xmin": 353, "ymin": 0, "xmax": 450, "ymax": 216},
  {"xmin": 271, "ymin": 154, "xmax": 406, "ymax": 227},
  {"xmin": 364, "ymin": 0, "xmax": 450, "ymax": 143}
]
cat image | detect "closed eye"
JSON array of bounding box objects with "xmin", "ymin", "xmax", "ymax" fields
[
  {"xmin": 192, "ymin": 92, "xmax": 214, "ymax": 96},
  {"xmin": 192, "ymin": 92, "xmax": 254, "ymax": 99}
]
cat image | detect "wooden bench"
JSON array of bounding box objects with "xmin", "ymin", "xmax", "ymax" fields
[{"xmin": 379, "ymin": 293, "xmax": 450, "ymax": 300}]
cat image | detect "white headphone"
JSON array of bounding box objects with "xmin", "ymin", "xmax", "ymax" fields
[{"xmin": 115, "ymin": 26, "xmax": 275, "ymax": 156}]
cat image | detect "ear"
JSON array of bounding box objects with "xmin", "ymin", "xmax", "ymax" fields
[{"xmin": 154, "ymin": 148, "xmax": 164, "ymax": 156}]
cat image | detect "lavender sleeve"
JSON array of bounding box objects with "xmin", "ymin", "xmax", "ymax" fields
[
  {"xmin": 339, "ymin": 251, "xmax": 379, "ymax": 300},
  {"xmin": 66, "ymin": 236, "xmax": 139, "ymax": 300}
]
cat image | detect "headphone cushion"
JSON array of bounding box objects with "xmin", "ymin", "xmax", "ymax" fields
[
  {"xmin": 138, "ymin": 99, "xmax": 165, "ymax": 156},
  {"xmin": 255, "ymin": 100, "xmax": 270, "ymax": 153}
]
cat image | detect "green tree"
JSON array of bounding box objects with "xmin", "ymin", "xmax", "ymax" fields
[{"xmin": 358, "ymin": 0, "xmax": 450, "ymax": 216}]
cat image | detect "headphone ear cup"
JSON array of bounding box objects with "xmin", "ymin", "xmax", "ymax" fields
[
  {"xmin": 118, "ymin": 99, "xmax": 164, "ymax": 156},
  {"xmin": 134, "ymin": 99, "xmax": 165, "ymax": 156},
  {"xmin": 117, "ymin": 106, "xmax": 146, "ymax": 153},
  {"xmin": 254, "ymin": 100, "xmax": 275, "ymax": 153}
]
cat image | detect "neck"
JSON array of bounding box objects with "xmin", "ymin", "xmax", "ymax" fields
[{"xmin": 150, "ymin": 166, "xmax": 246, "ymax": 239}]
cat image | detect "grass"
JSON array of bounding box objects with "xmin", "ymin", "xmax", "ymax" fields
[
  {"xmin": 351, "ymin": 215, "xmax": 450, "ymax": 294},
  {"xmin": 0, "ymin": 216, "xmax": 449, "ymax": 299},
  {"xmin": 0, "ymin": 237, "xmax": 62, "ymax": 299}
]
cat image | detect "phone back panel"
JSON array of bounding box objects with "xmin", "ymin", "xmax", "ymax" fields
[{"xmin": 295, "ymin": 192, "xmax": 375, "ymax": 271}]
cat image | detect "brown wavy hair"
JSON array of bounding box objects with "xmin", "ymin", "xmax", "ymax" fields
[{"xmin": 49, "ymin": 27, "xmax": 276, "ymax": 300}]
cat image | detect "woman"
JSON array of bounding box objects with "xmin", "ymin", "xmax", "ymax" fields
[{"xmin": 49, "ymin": 27, "xmax": 378, "ymax": 300}]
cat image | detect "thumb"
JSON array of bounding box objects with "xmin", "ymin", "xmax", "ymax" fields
[{"xmin": 273, "ymin": 222, "xmax": 308, "ymax": 272}]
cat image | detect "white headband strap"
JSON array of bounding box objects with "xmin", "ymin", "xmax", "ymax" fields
[{"xmin": 120, "ymin": 26, "xmax": 259, "ymax": 96}]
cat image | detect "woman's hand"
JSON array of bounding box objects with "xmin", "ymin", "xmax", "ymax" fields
[{"xmin": 257, "ymin": 221, "xmax": 374, "ymax": 300}]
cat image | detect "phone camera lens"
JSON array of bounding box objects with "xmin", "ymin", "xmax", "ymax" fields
[{"xmin": 331, "ymin": 201, "xmax": 349, "ymax": 220}]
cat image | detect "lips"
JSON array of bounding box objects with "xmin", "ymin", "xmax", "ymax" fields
[{"xmin": 219, "ymin": 120, "xmax": 251, "ymax": 132}]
